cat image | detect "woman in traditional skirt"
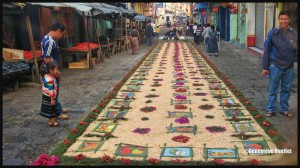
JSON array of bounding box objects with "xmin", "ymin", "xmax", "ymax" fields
[
  {"xmin": 130, "ymin": 26, "xmax": 139, "ymax": 55},
  {"xmin": 40, "ymin": 61, "xmax": 60, "ymax": 126},
  {"xmin": 208, "ymin": 25, "xmax": 219, "ymax": 56}
]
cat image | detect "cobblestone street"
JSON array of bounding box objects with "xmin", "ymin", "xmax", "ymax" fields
[{"xmin": 2, "ymin": 30, "xmax": 298, "ymax": 165}]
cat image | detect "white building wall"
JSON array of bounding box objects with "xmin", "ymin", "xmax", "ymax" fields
[{"xmin": 246, "ymin": 3, "xmax": 255, "ymax": 35}]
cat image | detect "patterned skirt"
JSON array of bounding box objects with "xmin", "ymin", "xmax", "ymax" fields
[{"xmin": 40, "ymin": 95, "xmax": 62, "ymax": 118}]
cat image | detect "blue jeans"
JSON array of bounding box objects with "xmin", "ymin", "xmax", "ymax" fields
[
  {"xmin": 146, "ymin": 36, "xmax": 152, "ymax": 46},
  {"xmin": 266, "ymin": 63, "xmax": 294, "ymax": 113},
  {"xmin": 204, "ymin": 37, "xmax": 210, "ymax": 53},
  {"xmin": 156, "ymin": 33, "xmax": 159, "ymax": 39}
]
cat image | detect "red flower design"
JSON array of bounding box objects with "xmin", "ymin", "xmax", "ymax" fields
[
  {"xmin": 239, "ymin": 97, "xmax": 246, "ymax": 101},
  {"xmin": 31, "ymin": 153, "xmax": 60, "ymax": 166},
  {"xmin": 213, "ymin": 158, "xmax": 225, "ymax": 165},
  {"xmin": 99, "ymin": 103, "xmax": 104, "ymax": 107},
  {"xmin": 74, "ymin": 154, "xmax": 86, "ymax": 161},
  {"xmin": 172, "ymin": 158, "xmax": 188, "ymax": 163},
  {"xmin": 149, "ymin": 158, "xmax": 160, "ymax": 164},
  {"xmin": 262, "ymin": 121, "xmax": 271, "ymax": 127},
  {"xmin": 71, "ymin": 128, "xmax": 78, "ymax": 133},
  {"xmin": 93, "ymin": 109, "xmax": 100, "ymax": 113},
  {"xmin": 63, "ymin": 139, "xmax": 71, "ymax": 145},
  {"xmin": 255, "ymin": 115, "xmax": 262, "ymax": 119},
  {"xmin": 101, "ymin": 154, "xmax": 114, "ymax": 162},
  {"xmin": 245, "ymin": 101, "xmax": 251, "ymax": 105},
  {"xmin": 88, "ymin": 114, "xmax": 94, "ymax": 118},
  {"xmin": 175, "ymin": 88, "xmax": 187, "ymax": 92},
  {"xmin": 80, "ymin": 121, "xmax": 87, "ymax": 126},
  {"xmin": 120, "ymin": 158, "xmax": 131, "ymax": 165},
  {"xmin": 249, "ymin": 158, "xmax": 262, "ymax": 165},
  {"xmin": 233, "ymin": 116, "xmax": 239, "ymax": 122},
  {"xmin": 172, "ymin": 134, "xmax": 190, "ymax": 143},
  {"xmin": 268, "ymin": 130, "xmax": 278, "ymax": 135},
  {"xmin": 175, "ymin": 104, "xmax": 188, "ymax": 110},
  {"xmin": 250, "ymin": 107, "xmax": 257, "ymax": 111}
]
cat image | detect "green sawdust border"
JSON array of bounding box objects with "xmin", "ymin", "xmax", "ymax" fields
[{"xmin": 47, "ymin": 41, "xmax": 288, "ymax": 166}]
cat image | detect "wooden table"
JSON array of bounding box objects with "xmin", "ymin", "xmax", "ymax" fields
[
  {"xmin": 101, "ymin": 43, "xmax": 114, "ymax": 58},
  {"xmin": 60, "ymin": 46, "xmax": 101, "ymax": 69},
  {"xmin": 124, "ymin": 36, "xmax": 131, "ymax": 51},
  {"xmin": 120, "ymin": 37, "xmax": 127, "ymax": 52},
  {"xmin": 27, "ymin": 56, "xmax": 43, "ymax": 83}
]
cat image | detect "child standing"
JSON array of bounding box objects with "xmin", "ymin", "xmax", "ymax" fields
[{"xmin": 40, "ymin": 61, "xmax": 60, "ymax": 126}]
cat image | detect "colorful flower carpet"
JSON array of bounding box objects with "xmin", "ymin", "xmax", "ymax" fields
[{"xmin": 37, "ymin": 41, "xmax": 290, "ymax": 166}]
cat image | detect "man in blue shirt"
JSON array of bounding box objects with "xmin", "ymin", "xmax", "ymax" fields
[
  {"xmin": 262, "ymin": 11, "xmax": 297, "ymax": 117},
  {"xmin": 41, "ymin": 23, "xmax": 68, "ymax": 119}
]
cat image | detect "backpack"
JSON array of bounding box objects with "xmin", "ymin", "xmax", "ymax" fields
[
  {"xmin": 209, "ymin": 30, "xmax": 216, "ymax": 38},
  {"xmin": 145, "ymin": 26, "xmax": 153, "ymax": 36},
  {"xmin": 131, "ymin": 29, "xmax": 138, "ymax": 37}
]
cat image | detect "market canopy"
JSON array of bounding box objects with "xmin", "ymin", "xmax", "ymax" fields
[
  {"xmin": 27, "ymin": 2, "xmax": 94, "ymax": 16},
  {"xmin": 133, "ymin": 14, "xmax": 149, "ymax": 22},
  {"xmin": 26, "ymin": 2, "xmax": 136, "ymax": 18},
  {"xmin": 99, "ymin": 3, "xmax": 136, "ymax": 18}
]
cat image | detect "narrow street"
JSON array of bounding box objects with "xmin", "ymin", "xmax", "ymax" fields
[{"xmin": 3, "ymin": 35, "xmax": 297, "ymax": 165}]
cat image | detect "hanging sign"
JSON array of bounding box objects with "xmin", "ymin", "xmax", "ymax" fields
[{"xmin": 213, "ymin": 7, "xmax": 218, "ymax": 13}]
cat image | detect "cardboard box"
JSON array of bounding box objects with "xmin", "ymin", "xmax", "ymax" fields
[
  {"xmin": 2, "ymin": 49, "xmax": 12, "ymax": 61},
  {"xmin": 3, "ymin": 48, "xmax": 24, "ymax": 60},
  {"xmin": 69, "ymin": 60, "xmax": 87, "ymax": 69}
]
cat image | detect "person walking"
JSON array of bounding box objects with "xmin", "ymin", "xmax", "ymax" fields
[
  {"xmin": 193, "ymin": 23, "xmax": 198, "ymax": 42},
  {"xmin": 40, "ymin": 61, "xmax": 60, "ymax": 126},
  {"xmin": 185, "ymin": 23, "xmax": 189, "ymax": 36},
  {"xmin": 208, "ymin": 25, "xmax": 218, "ymax": 56},
  {"xmin": 130, "ymin": 26, "xmax": 139, "ymax": 55},
  {"xmin": 195, "ymin": 25, "xmax": 202, "ymax": 45},
  {"xmin": 40, "ymin": 23, "xmax": 68, "ymax": 119},
  {"xmin": 262, "ymin": 11, "xmax": 297, "ymax": 117},
  {"xmin": 151, "ymin": 21, "xmax": 157, "ymax": 43},
  {"xmin": 145, "ymin": 21, "xmax": 153, "ymax": 46},
  {"xmin": 202, "ymin": 23, "xmax": 211, "ymax": 54}
]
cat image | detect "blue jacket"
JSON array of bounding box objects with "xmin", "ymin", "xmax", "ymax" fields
[{"xmin": 262, "ymin": 26, "xmax": 297, "ymax": 70}]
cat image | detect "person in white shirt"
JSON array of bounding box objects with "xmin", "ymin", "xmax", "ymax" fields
[
  {"xmin": 202, "ymin": 23, "xmax": 211, "ymax": 54},
  {"xmin": 151, "ymin": 21, "xmax": 156, "ymax": 38},
  {"xmin": 186, "ymin": 24, "xmax": 189, "ymax": 36},
  {"xmin": 193, "ymin": 23, "xmax": 198, "ymax": 39}
]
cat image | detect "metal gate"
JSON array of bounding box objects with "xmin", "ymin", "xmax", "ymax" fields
[{"xmin": 255, "ymin": 3, "xmax": 265, "ymax": 49}]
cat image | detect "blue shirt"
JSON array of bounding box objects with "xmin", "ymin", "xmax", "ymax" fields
[
  {"xmin": 263, "ymin": 26, "xmax": 297, "ymax": 70},
  {"xmin": 41, "ymin": 35, "xmax": 60, "ymax": 65}
]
